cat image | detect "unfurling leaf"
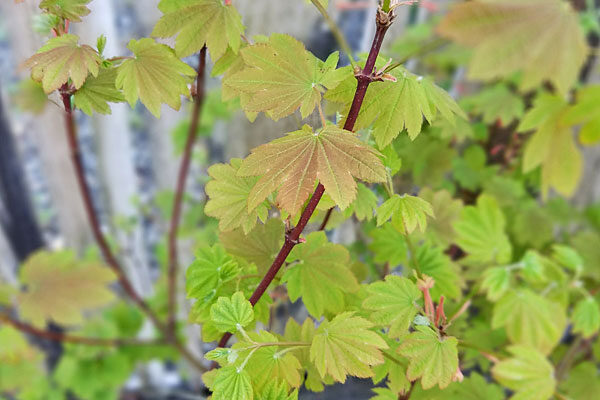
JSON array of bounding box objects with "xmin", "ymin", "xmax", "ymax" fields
[
  {"xmin": 22, "ymin": 34, "xmax": 100, "ymax": 93},
  {"xmin": 210, "ymin": 291, "xmax": 254, "ymax": 333},
  {"xmin": 454, "ymin": 194, "xmax": 512, "ymax": 265},
  {"xmin": 492, "ymin": 289, "xmax": 566, "ymax": 354},
  {"xmin": 225, "ymin": 34, "xmax": 347, "ymax": 120},
  {"xmin": 238, "ymin": 125, "xmax": 386, "ymax": 216},
  {"xmin": 212, "ymin": 365, "xmax": 253, "ymax": 400},
  {"xmin": 492, "ymin": 346, "xmax": 555, "ymax": 400},
  {"xmin": 376, "ymin": 194, "xmax": 434, "ymax": 235},
  {"xmin": 398, "ymin": 326, "xmax": 459, "ymax": 389},
  {"xmin": 153, "ymin": 0, "xmax": 244, "ymax": 59},
  {"xmin": 283, "ymin": 232, "xmax": 359, "ymax": 318},
  {"xmin": 310, "ymin": 312, "xmax": 388, "ymax": 382},
  {"xmin": 438, "ymin": 0, "xmax": 588, "ymax": 94},
  {"xmin": 205, "ymin": 158, "xmax": 270, "ymax": 234},
  {"xmin": 571, "ymin": 297, "xmax": 600, "ymax": 338},
  {"xmin": 73, "ymin": 67, "xmax": 125, "ymax": 115},
  {"xmin": 39, "ymin": 0, "xmax": 92, "ymax": 22},
  {"xmin": 17, "ymin": 250, "xmax": 116, "ymax": 327},
  {"xmin": 363, "ymin": 275, "xmax": 421, "ymax": 338},
  {"xmin": 116, "ymin": 38, "xmax": 196, "ymax": 117},
  {"xmin": 518, "ymin": 93, "xmax": 582, "ymax": 197}
]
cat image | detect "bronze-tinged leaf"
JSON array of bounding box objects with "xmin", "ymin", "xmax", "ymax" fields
[
  {"xmin": 22, "ymin": 34, "xmax": 100, "ymax": 94},
  {"xmin": 238, "ymin": 125, "xmax": 386, "ymax": 216},
  {"xmin": 438, "ymin": 0, "xmax": 588, "ymax": 94}
]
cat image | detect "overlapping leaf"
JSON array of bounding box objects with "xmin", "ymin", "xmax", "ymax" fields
[
  {"xmin": 210, "ymin": 291, "xmax": 254, "ymax": 333},
  {"xmin": 492, "ymin": 346, "xmax": 555, "ymax": 400},
  {"xmin": 238, "ymin": 125, "xmax": 386, "ymax": 216},
  {"xmin": 153, "ymin": 0, "xmax": 244, "ymax": 59},
  {"xmin": 39, "ymin": 0, "xmax": 91, "ymax": 22},
  {"xmin": 284, "ymin": 318, "xmax": 326, "ymax": 392},
  {"xmin": 571, "ymin": 297, "xmax": 600, "ymax": 338},
  {"xmin": 116, "ymin": 38, "xmax": 196, "ymax": 117},
  {"xmin": 23, "ymin": 34, "xmax": 100, "ymax": 93},
  {"xmin": 225, "ymin": 34, "xmax": 347, "ymax": 120},
  {"xmin": 205, "ymin": 158, "xmax": 270, "ymax": 234},
  {"xmin": 398, "ymin": 326, "xmax": 458, "ymax": 390},
  {"xmin": 414, "ymin": 244, "xmax": 462, "ymax": 301},
  {"xmin": 73, "ymin": 67, "xmax": 124, "ymax": 115},
  {"xmin": 454, "ymin": 194, "xmax": 512, "ymax": 265},
  {"xmin": 376, "ymin": 194, "xmax": 434, "ymax": 235},
  {"xmin": 518, "ymin": 93, "xmax": 582, "ymax": 197},
  {"xmin": 462, "ymin": 83, "xmax": 524, "ymax": 126},
  {"xmin": 562, "ymin": 362, "xmax": 600, "ymax": 400},
  {"xmin": 363, "ymin": 276, "xmax": 421, "ymax": 338},
  {"xmin": 310, "ymin": 312, "xmax": 388, "ymax": 382},
  {"xmin": 438, "ymin": 0, "xmax": 588, "ymax": 94},
  {"xmin": 186, "ymin": 245, "xmax": 240, "ymax": 302},
  {"xmin": 327, "ymin": 67, "xmax": 465, "ymax": 147},
  {"xmin": 17, "ymin": 250, "xmax": 116, "ymax": 327},
  {"xmin": 563, "ymin": 85, "xmax": 600, "ymax": 145},
  {"xmin": 419, "ymin": 188, "xmax": 463, "ymax": 247},
  {"xmin": 368, "ymin": 223, "xmax": 408, "ymax": 265},
  {"xmin": 212, "ymin": 366, "xmax": 253, "ymax": 400},
  {"xmin": 492, "ymin": 289, "xmax": 566, "ymax": 354},
  {"xmin": 256, "ymin": 379, "xmax": 298, "ymax": 400},
  {"xmin": 283, "ymin": 232, "xmax": 359, "ymax": 318}
]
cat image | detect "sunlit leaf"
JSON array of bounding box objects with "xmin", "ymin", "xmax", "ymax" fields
[
  {"xmin": 73, "ymin": 67, "xmax": 125, "ymax": 115},
  {"xmin": 563, "ymin": 85, "xmax": 600, "ymax": 145},
  {"xmin": 562, "ymin": 362, "xmax": 600, "ymax": 400},
  {"xmin": 186, "ymin": 245, "xmax": 241, "ymax": 302},
  {"xmin": 212, "ymin": 365, "xmax": 253, "ymax": 400},
  {"xmin": 376, "ymin": 194, "xmax": 434, "ymax": 235},
  {"xmin": 368, "ymin": 223, "xmax": 408, "ymax": 266},
  {"xmin": 210, "ymin": 291, "xmax": 254, "ymax": 333},
  {"xmin": 39, "ymin": 0, "xmax": 91, "ymax": 22},
  {"xmin": 572, "ymin": 297, "xmax": 600, "ymax": 338}
]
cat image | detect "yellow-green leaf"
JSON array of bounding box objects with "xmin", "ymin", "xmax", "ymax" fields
[
  {"xmin": 14, "ymin": 79, "xmax": 48, "ymax": 114},
  {"xmin": 438, "ymin": 0, "xmax": 588, "ymax": 94},
  {"xmin": 492, "ymin": 346, "xmax": 555, "ymax": 400},
  {"xmin": 212, "ymin": 365, "xmax": 253, "ymax": 400},
  {"xmin": 186, "ymin": 245, "xmax": 241, "ymax": 302},
  {"xmin": 563, "ymin": 85, "xmax": 600, "ymax": 145},
  {"xmin": 39, "ymin": 0, "xmax": 91, "ymax": 22},
  {"xmin": 310, "ymin": 312, "xmax": 388, "ymax": 382},
  {"xmin": 492, "ymin": 289, "xmax": 566, "ymax": 354},
  {"xmin": 22, "ymin": 34, "xmax": 100, "ymax": 93},
  {"xmin": 205, "ymin": 158, "xmax": 270, "ymax": 234},
  {"xmin": 572, "ymin": 297, "xmax": 600, "ymax": 338},
  {"xmin": 238, "ymin": 124, "xmax": 386, "ymax": 216},
  {"xmin": 363, "ymin": 276, "xmax": 421, "ymax": 338},
  {"xmin": 225, "ymin": 34, "xmax": 344, "ymax": 120},
  {"xmin": 376, "ymin": 194, "xmax": 434, "ymax": 235},
  {"xmin": 398, "ymin": 326, "xmax": 458, "ymax": 390},
  {"xmin": 283, "ymin": 232, "xmax": 359, "ymax": 318},
  {"xmin": 256, "ymin": 379, "xmax": 298, "ymax": 400},
  {"xmin": 210, "ymin": 291, "xmax": 254, "ymax": 333},
  {"xmin": 73, "ymin": 67, "xmax": 125, "ymax": 115},
  {"xmin": 116, "ymin": 38, "xmax": 196, "ymax": 117},
  {"xmin": 153, "ymin": 0, "xmax": 244, "ymax": 59},
  {"xmin": 17, "ymin": 250, "xmax": 116, "ymax": 327}
]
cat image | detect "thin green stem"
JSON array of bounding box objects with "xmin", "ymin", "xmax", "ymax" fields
[
  {"xmin": 310, "ymin": 0, "xmax": 358, "ymax": 69},
  {"xmin": 382, "ymin": 0, "xmax": 392, "ymax": 12}
]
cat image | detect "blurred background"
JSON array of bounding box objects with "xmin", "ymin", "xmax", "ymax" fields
[{"xmin": 1, "ymin": 0, "xmax": 599, "ymax": 399}]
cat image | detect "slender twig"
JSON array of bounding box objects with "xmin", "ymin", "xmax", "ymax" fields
[
  {"xmin": 555, "ymin": 336, "xmax": 590, "ymax": 381},
  {"xmin": 216, "ymin": 6, "xmax": 394, "ymax": 350},
  {"xmin": 60, "ymin": 87, "xmax": 207, "ymax": 373},
  {"xmin": 310, "ymin": 0, "xmax": 358, "ymax": 69},
  {"xmin": 0, "ymin": 312, "xmax": 161, "ymax": 347},
  {"xmin": 318, "ymin": 207, "xmax": 334, "ymax": 231},
  {"xmin": 167, "ymin": 47, "xmax": 208, "ymax": 334}
]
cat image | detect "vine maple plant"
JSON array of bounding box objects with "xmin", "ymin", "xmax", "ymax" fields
[{"xmin": 2, "ymin": 0, "xmax": 600, "ymax": 399}]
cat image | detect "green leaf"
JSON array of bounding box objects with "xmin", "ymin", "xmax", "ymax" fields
[
  {"xmin": 116, "ymin": 38, "xmax": 196, "ymax": 117},
  {"xmin": 452, "ymin": 145, "xmax": 498, "ymax": 192},
  {"xmin": 363, "ymin": 275, "xmax": 421, "ymax": 338},
  {"xmin": 283, "ymin": 318, "xmax": 326, "ymax": 392},
  {"xmin": 0, "ymin": 326, "xmax": 44, "ymax": 392},
  {"xmin": 238, "ymin": 124, "xmax": 386, "ymax": 216},
  {"xmin": 572, "ymin": 297, "xmax": 600, "ymax": 338},
  {"xmin": 518, "ymin": 93, "xmax": 582, "ymax": 197},
  {"xmin": 219, "ymin": 219, "xmax": 284, "ymax": 275},
  {"xmin": 256, "ymin": 379, "xmax": 298, "ymax": 400},
  {"xmin": 205, "ymin": 158, "xmax": 270, "ymax": 234},
  {"xmin": 398, "ymin": 326, "xmax": 459, "ymax": 390},
  {"xmin": 73, "ymin": 67, "xmax": 125, "ymax": 115},
  {"xmin": 454, "ymin": 194, "xmax": 512, "ymax": 265},
  {"xmin": 449, "ymin": 372, "xmax": 504, "ymax": 400},
  {"xmin": 329, "ymin": 67, "xmax": 465, "ymax": 147},
  {"xmin": 563, "ymin": 85, "xmax": 600, "ymax": 145},
  {"xmin": 492, "ymin": 289, "xmax": 566, "ymax": 354},
  {"xmin": 481, "ymin": 267, "xmax": 511, "ymax": 301},
  {"xmin": 310, "ymin": 312, "xmax": 388, "ymax": 382},
  {"xmin": 376, "ymin": 194, "xmax": 434, "ymax": 235},
  {"xmin": 39, "ymin": 0, "xmax": 91, "ymax": 22},
  {"xmin": 419, "ymin": 188, "xmax": 463, "ymax": 247},
  {"xmin": 283, "ymin": 232, "xmax": 358, "ymax": 318},
  {"xmin": 414, "ymin": 244, "xmax": 462, "ymax": 301},
  {"xmin": 562, "ymin": 362, "xmax": 600, "ymax": 400},
  {"xmin": 186, "ymin": 245, "xmax": 240, "ymax": 302},
  {"xmin": 210, "ymin": 291, "xmax": 254, "ymax": 333},
  {"xmin": 346, "ymin": 183, "xmax": 378, "ymax": 221},
  {"xmin": 23, "ymin": 34, "xmax": 100, "ymax": 93},
  {"xmin": 14, "ymin": 79, "xmax": 48, "ymax": 114},
  {"xmin": 370, "ymin": 388, "xmax": 398, "ymax": 400},
  {"xmin": 552, "ymin": 244, "xmax": 584, "ymax": 273},
  {"xmin": 438, "ymin": 0, "xmax": 588, "ymax": 94},
  {"xmin": 371, "ymin": 339, "xmax": 411, "ymax": 395},
  {"xmin": 492, "ymin": 346, "xmax": 555, "ymax": 400},
  {"xmin": 153, "ymin": 0, "xmax": 244, "ymax": 59},
  {"xmin": 224, "ymin": 34, "xmax": 345, "ymax": 120},
  {"xmin": 212, "ymin": 365, "xmax": 253, "ymax": 400},
  {"xmin": 461, "ymin": 83, "xmax": 524, "ymax": 126},
  {"xmin": 17, "ymin": 250, "xmax": 116, "ymax": 327},
  {"xmin": 368, "ymin": 223, "xmax": 408, "ymax": 265}
]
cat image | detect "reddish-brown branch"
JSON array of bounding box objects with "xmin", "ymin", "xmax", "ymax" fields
[
  {"xmin": 216, "ymin": 9, "xmax": 394, "ymax": 350},
  {"xmin": 60, "ymin": 88, "xmax": 206, "ymax": 372},
  {"xmin": 167, "ymin": 47, "xmax": 207, "ymax": 334},
  {"xmin": 318, "ymin": 207, "xmax": 334, "ymax": 231},
  {"xmin": 0, "ymin": 312, "xmax": 160, "ymax": 346}
]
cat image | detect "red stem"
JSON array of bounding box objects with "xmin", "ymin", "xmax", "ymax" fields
[
  {"xmin": 318, "ymin": 207, "xmax": 334, "ymax": 231},
  {"xmin": 167, "ymin": 47, "xmax": 207, "ymax": 334},
  {"xmin": 216, "ymin": 13, "xmax": 393, "ymax": 350}
]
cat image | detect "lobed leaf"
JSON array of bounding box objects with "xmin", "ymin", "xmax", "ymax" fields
[
  {"xmin": 376, "ymin": 194, "xmax": 434, "ymax": 235},
  {"xmin": 212, "ymin": 365, "xmax": 254, "ymax": 400},
  {"xmin": 73, "ymin": 67, "xmax": 125, "ymax": 115},
  {"xmin": 39, "ymin": 0, "xmax": 91, "ymax": 22},
  {"xmin": 571, "ymin": 297, "xmax": 600, "ymax": 338},
  {"xmin": 185, "ymin": 245, "xmax": 241, "ymax": 302}
]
